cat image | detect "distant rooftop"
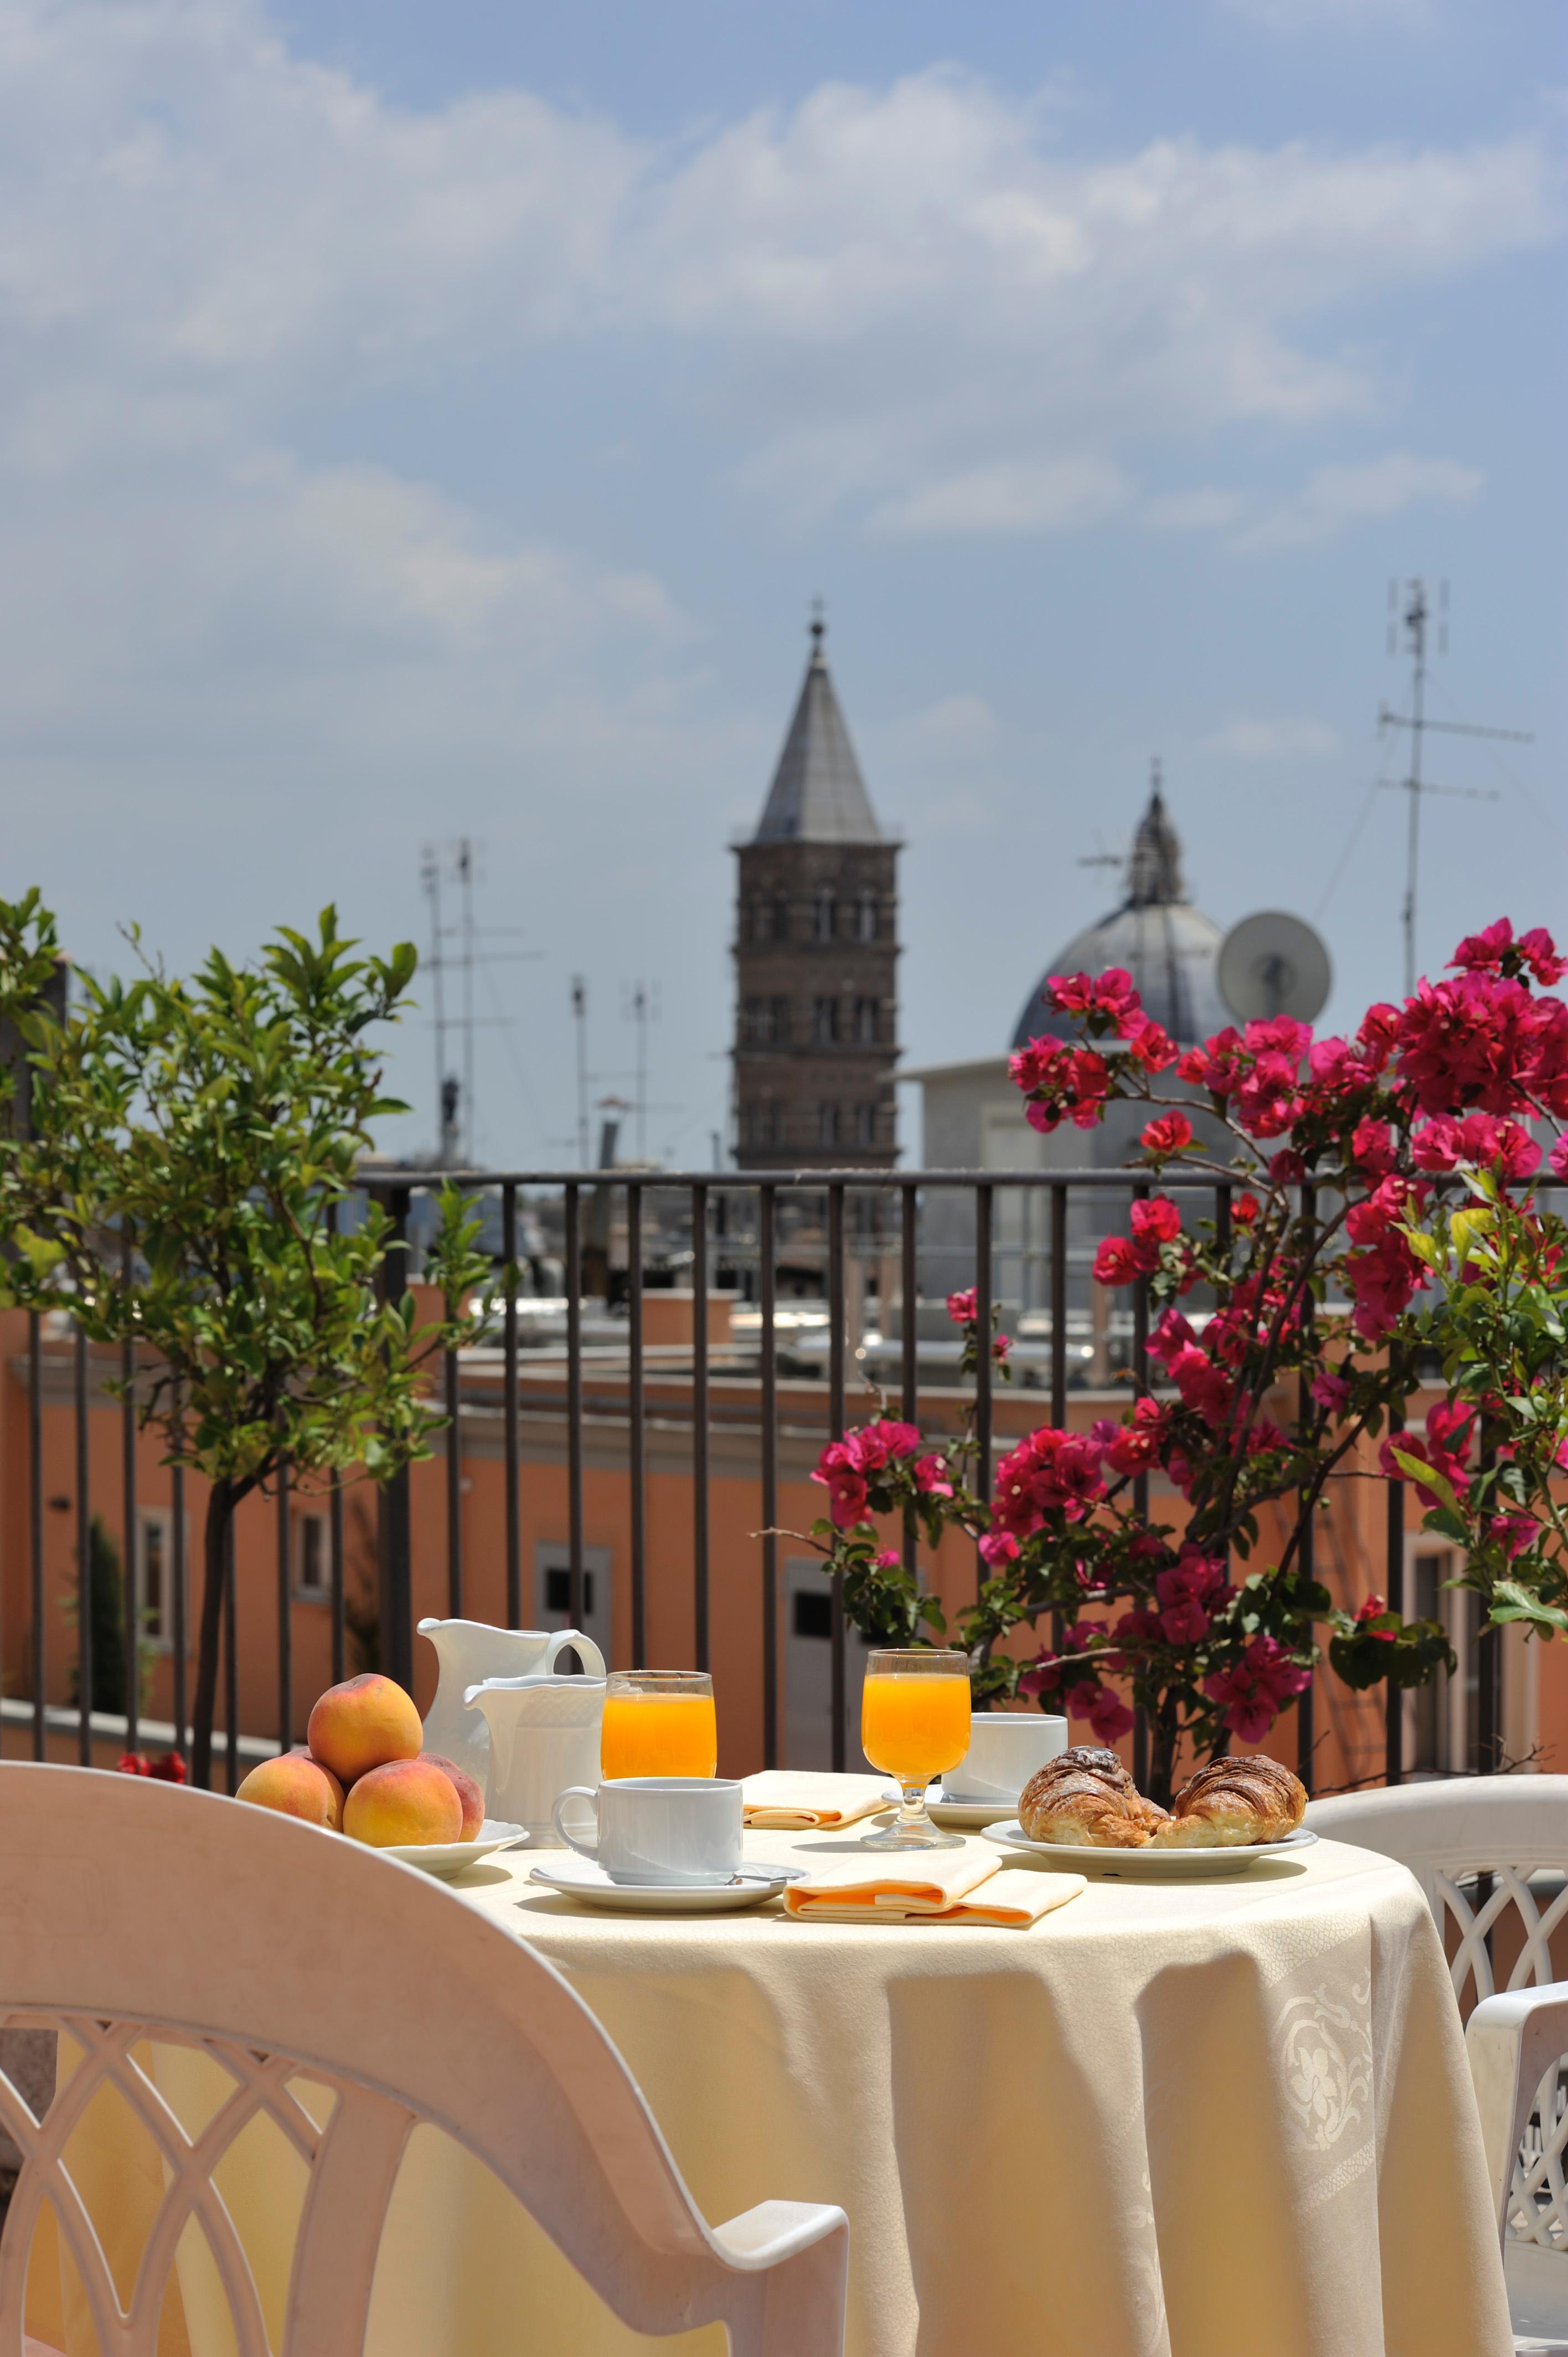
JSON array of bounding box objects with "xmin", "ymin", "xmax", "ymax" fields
[{"xmin": 752, "ymin": 620, "xmax": 882, "ymax": 846}]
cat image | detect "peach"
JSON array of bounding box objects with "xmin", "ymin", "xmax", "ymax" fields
[
  {"xmin": 422, "ymin": 1754, "xmax": 484, "ymax": 1841},
  {"xmin": 343, "ymin": 1757, "xmax": 463, "ymax": 1848},
  {"xmin": 235, "ymin": 1753, "xmax": 344, "ymax": 1830},
  {"xmin": 306, "ymin": 1675, "xmax": 422, "ymax": 1786}
]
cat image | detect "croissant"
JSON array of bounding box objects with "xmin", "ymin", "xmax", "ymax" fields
[
  {"xmin": 1152, "ymin": 1754, "xmax": 1307, "ymax": 1848},
  {"xmin": 1019, "ymin": 1747, "xmax": 1169, "ymax": 1847}
]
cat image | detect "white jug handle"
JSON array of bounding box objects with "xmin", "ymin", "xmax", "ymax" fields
[
  {"xmin": 552, "ymin": 1787, "xmax": 600, "ymax": 1859},
  {"xmin": 544, "ymin": 1628, "xmax": 606, "ymax": 1680}
]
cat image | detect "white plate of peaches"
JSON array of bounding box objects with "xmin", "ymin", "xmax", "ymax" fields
[{"xmin": 236, "ymin": 1674, "xmax": 523, "ymax": 1880}]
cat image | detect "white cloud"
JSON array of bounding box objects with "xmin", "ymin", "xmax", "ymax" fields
[
  {"xmin": 870, "ymin": 457, "xmax": 1131, "ymax": 537},
  {"xmin": 1204, "ymin": 717, "xmax": 1342, "ymax": 758},
  {"xmin": 1233, "ymin": 450, "xmax": 1483, "ymax": 548},
  {"xmin": 0, "ymin": 13, "xmax": 1554, "ymax": 539},
  {"xmin": 1145, "ymin": 487, "xmax": 1248, "ymax": 531}
]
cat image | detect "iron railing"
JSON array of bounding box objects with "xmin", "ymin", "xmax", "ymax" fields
[{"xmin": 3, "ymin": 1167, "xmax": 1492, "ymax": 1795}]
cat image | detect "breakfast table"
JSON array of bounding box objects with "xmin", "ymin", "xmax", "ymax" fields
[
  {"xmin": 388, "ymin": 1824, "xmax": 1503, "ymax": 2357},
  {"xmin": 29, "ymin": 1822, "xmax": 1510, "ymax": 2357}
]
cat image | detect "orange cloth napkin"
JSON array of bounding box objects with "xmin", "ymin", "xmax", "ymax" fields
[
  {"xmin": 783, "ymin": 1844, "xmax": 1085, "ymax": 1927},
  {"xmin": 741, "ymin": 1772, "xmax": 893, "ymax": 1830}
]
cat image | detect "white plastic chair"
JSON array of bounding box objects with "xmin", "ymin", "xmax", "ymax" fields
[
  {"xmin": 1307, "ymin": 1777, "xmax": 1568, "ymax": 2354},
  {"xmin": 0, "ymin": 1761, "xmax": 848, "ymax": 2357}
]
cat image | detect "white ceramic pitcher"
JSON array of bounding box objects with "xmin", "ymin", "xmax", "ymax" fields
[
  {"xmin": 466, "ymin": 1675, "xmax": 608, "ymax": 1847},
  {"xmin": 416, "ymin": 1618, "xmax": 605, "ymax": 1794}
]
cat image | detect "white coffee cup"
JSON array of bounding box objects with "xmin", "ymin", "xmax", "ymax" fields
[
  {"xmin": 552, "ymin": 1777, "xmax": 744, "ymax": 1886},
  {"xmin": 945, "ymin": 1713, "xmax": 1069, "ymax": 1804}
]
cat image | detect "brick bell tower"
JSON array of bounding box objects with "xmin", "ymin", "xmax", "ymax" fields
[{"xmin": 732, "ymin": 617, "xmax": 899, "ymax": 1168}]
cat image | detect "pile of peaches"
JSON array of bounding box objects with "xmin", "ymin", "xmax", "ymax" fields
[{"xmin": 236, "ymin": 1673, "xmax": 482, "ymax": 1848}]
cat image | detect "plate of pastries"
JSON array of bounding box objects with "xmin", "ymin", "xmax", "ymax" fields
[{"xmin": 983, "ymin": 1746, "xmax": 1315, "ymax": 1877}]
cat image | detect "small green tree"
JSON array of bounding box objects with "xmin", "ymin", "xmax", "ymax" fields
[{"xmin": 0, "ymin": 896, "xmax": 493, "ymax": 1788}]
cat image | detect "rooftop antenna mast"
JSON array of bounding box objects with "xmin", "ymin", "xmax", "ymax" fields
[
  {"xmin": 1380, "ymin": 581, "xmax": 1530, "ymax": 996},
  {"xmin": 571, "ymin": 976, "xmax": 590, "ymax": 1167},
  {"xmin": 622, "ymin": 980, "xmax": 661, "ymax": 1164},
  {"xmin": 420, "ymin": 846, "xmax": 460, "ymax": 1164}
]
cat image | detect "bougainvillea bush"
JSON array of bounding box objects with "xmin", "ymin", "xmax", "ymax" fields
[{"xmin": 804, "ymin": 918, "xmax": 1568, "ymax": 1800}]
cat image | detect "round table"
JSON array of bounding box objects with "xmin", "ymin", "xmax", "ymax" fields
[
  {"xmin": 30, "ymin": 1826, "xmax": 1511, "ymax": 2357},
  {"xmin": 388, "ymin": 1825, "xmax": 1508, "ymax": 2357}
]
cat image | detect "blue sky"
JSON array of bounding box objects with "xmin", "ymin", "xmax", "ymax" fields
[{"xmin": 1, "ymin": 0, "xmax": 1562, "ymax": 1166}]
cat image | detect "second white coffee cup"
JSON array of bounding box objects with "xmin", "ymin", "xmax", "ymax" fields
[
  {"xmin": 945, "ymin": 1712, "xmax": 1069, "ymax": 1803},
  {"xmin": 553, "ymin": 1776, "xmax": 744, "ymax": 1886}
]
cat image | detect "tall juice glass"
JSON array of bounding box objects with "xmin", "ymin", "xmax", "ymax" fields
[
  {"xmin": 600, "ymin": 1671, "xmax": 718, "ymax": 1780},
  {"xmin": 859, "ymin": 1649, "xmax": 970, "ymax": 1849}
]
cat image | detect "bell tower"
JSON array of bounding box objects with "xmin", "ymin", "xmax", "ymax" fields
[{"xmin": 731, "ymin": 619, "xmax": 899, "ymax": 1167}]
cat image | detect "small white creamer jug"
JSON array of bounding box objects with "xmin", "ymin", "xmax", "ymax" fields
[
  {"xmin": 466, "ymin": 1675, "xmax": 608, "ymax": 1846},
  {"xmin": 417, "ymin": 1618, "xmax": 605, "ymax": 1796}
]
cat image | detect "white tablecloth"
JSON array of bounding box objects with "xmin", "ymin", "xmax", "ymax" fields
[{"xmin": 33, "ymin": 1828, "xmax": 1511, "ymax": 2357}]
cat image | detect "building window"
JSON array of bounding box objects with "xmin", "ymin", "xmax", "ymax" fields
[
  {"xmin": 814, "ymin": 888, "xmax": 837, "ymax": 943},
  {"xmin": 746, "ymin": 1099, "xmax": 779, "ymax": 1149},
  {"xmin": 140, "ymin": 1509, "xmax": 174, "ymax": 1648},
  {"xmin": 747, "ymin": 897, "xmax": 765, "ymax": 943},
  {"xmin": 296, "ymin": 1512, "xmax": 329, "ymax": 1598},
  {"xmin": 819, "ymin": 1103, "xmax": 839, "ymax": 1147},
  {"xmin": 812, "ymin": 996, "xmax": 838, "ymax": 1047},
  {"xmin": 770, "ymin": 894, "xmax": 791, "ymax": 941},
  {"xmin": 855, "ymin": 1103, "xmax": 876, "ymax": 1147},
  {"xmin": 770, "ymin": 996, "xmax": 790, "ymax": 1045},
  {"xmin": 857, "ymin": 889, "xmax": 878, "ymax": 943},
  {"xmin": 854, "ymin": 996, "xmax": 879, "ymax": 1046}
]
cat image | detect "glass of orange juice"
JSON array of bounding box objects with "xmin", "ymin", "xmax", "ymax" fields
[
  {"xmin": 859, "ymin": 1649, "xmax": 970, "ymax": 1849},
  {"xmin": 601, "ymin": 1671, "xmax": 718, "ymax": 1780}
]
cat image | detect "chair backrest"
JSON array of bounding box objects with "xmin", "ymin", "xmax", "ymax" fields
[
  {"xmin": 1306, "ymin": 1778, "xmax": 1568, "ymax": 2004},
  {"xmin": 0, "ymin": 1762, "xmax": 766, "ymax": 2355}
]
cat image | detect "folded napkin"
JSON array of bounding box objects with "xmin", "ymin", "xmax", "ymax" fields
[
  {"xmin": 741, "ymin": 1771, "xmax": 893, "ymax": 1830},
  {"xmin": 783, "ymin": 1844, "xmax": 1085, "ymax": 1928}
]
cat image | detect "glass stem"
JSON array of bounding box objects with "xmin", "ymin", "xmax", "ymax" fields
[{"xmin": 897, "ymin": 1779, "xmax": 930, "ymax": 1828}]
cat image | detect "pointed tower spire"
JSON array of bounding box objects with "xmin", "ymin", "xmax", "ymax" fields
[
  {"xmin": 1126, "ymin": 757, "xmax": 1184, "ymax": 908},
  {"xmin": 752, "ymin": 614, "xmax": 881, "ymax": 846}
]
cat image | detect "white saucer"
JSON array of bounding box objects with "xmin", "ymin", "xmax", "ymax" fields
[
  {"xmin": 982, "ymin": 1821, "xmax": 1318, "ymax": 1878},
  {"xmin": 375, "ymin": 1820, "xmax": 526, "ymax": 1879},
  {"xmin": 527, "ymin": 1858, "xmax": 803, "ymax": 1913},
  {"xmin": 877, "ymin": 1785, "xmax": 1019, "ymax": 1829}
]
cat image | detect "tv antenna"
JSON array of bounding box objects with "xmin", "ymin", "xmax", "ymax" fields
[
  {"xmin": 419, "ymin": 839, "xmax": 540, "ymax": 1165},
  {"xmin": 621, "ymin": 980, "xmax": 663, "ymax": 1165},
  {"xmin": 1378, "ymin": 583, "xmax": 1531, "ymax": 996},
  {"xmin": 571, "ymin": 976, "xmax": 591, "ymax": 1168}
]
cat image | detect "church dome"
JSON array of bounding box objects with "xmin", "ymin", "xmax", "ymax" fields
[{"xmin": 1012, "ymin": 779, "xmax": 1230, "ymax": 1051}]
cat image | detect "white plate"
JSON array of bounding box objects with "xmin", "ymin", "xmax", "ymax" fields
[
  {"xmin": 527, "ymin": 1858, "xmax": 803, "ymax": 1913},
  {"xmin": 982, "ymin": 1820, "xmax": 1319, "ymax": 1878},
  {"xmin": 376, "ymin": 1820, "xmax": 527, "ymax": 1879}
]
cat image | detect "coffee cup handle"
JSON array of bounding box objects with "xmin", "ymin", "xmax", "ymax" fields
[{"xmin": 552, "ymin": 1787, "xmax": 600, "ymax": 1859}]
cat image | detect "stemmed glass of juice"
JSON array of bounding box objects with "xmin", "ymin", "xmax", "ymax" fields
[
  {"xmin": 600, "ymin": 1671, "xmax": 718, "ymax": 1780},
  {"xmin": 859, "ymin": 1649, "xmax": 969, "ymax": 1849}
]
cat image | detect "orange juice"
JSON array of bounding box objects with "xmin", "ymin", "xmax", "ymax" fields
[
  {"xmin": 601, "ymin": 1691, "xmax": 718, "ymax": 1779},
  {"xmin": 860, "ymin": 1674, "xmax": 970, "ymax": 1783}
]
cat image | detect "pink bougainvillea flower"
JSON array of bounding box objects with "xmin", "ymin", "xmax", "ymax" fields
[
  {"xmin": 1141, "ymin": 1110, "xmax": 1193, "ymax": 1156},
  {"xmin": 1131, "ymin": 1196, "xmax": 1182, "ymax": 1247},
  {"xmin": 1232, "ymin": 1192, "xmax": 1260, "ymax": 1227},
  {"xmin": 978, "ymin": 1530, "xmax": 1020, "ymax": 1569},
  {"xmin": 914, "ymin": 1453, "xmax": 953, "ymax": 1497},
  {"xmin": 946, "ymin": 1286, "xmax": 977, "ymax": 1325},
  {"xmin": 1094, "ymin": 1235, "xmax": 1140, "ymax": 1285},
  {"xmin": 1412, "ymin": 1113, "xmax": 1540, "ymax": 1179},
  {"xmin": 1105, "ymin": 1395, "xmax": 1170, "ymax": 1475},
  {"xmin": 1146, "ymin": 1308, "xmax": 1198, "ymax": 1368},
  {"xmin": 1169, "ymin": 1345, "xmax": 1233, "ymax": 1427},
  {"xmin": 872, "ymin": 1548, "xmax": 901, "ymax": 1571},
  {"xmin": 1311, "ymin": 1369, "xmax": 1352, "ymax": 1416},
  {"xmin": 1125, "ymin": 1017, "xmax": 1177, "ymax": 1072},
  {"xmin": 1018, "ymin": 1651, "xmax": 1061, "ymax": 1697},
  {"xmin": 1350, "ymin": 1119, "xmax": 1396, "ymax": 1176},
  {"xmin": 1086, "ymin": 1685, "xmax": 1136, "ymax": 1744}
]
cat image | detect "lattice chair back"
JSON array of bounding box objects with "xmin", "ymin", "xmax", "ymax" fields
[
  {"xmin": 1306, "ymin": 1778, "xmax": 1568, "ymax": 2006},
  {"xmin": 0, "ymin": 1762, "xmax": 848, "ymax": 2357}
]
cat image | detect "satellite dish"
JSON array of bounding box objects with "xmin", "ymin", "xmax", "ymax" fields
[{"xmin": 1219, "ymin": 911, "xmax": 1332, "ymax": 1025}]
